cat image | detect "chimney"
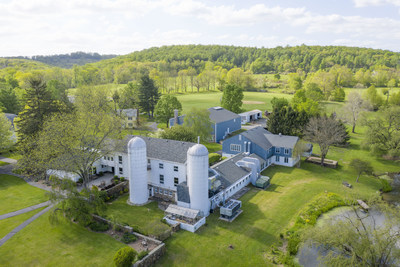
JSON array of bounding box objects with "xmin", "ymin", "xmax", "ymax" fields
[
  {"xmin": 174, "ymin": 109, "xmax": 179, "ymax": 125},
  {"xmin": 279, "ymin": 133, "xmax": 282, "ymax": 137}
]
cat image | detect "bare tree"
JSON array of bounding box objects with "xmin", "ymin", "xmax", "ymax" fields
[
  {"xmin": 304, "ymin": 116, "xmax": 347, "ymax": 165},
  {"xmin": 344, "ymin": 92, "xmax": 364, "ymax": 133}
]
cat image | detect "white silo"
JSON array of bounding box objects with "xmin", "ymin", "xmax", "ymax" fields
[
  {"xmin": 128, "ymin": 137, "xmax": 148, "ymax": 205},
  {"xmin": 187, "ymin": 144, "xmax": 210, "ymax": 216}
]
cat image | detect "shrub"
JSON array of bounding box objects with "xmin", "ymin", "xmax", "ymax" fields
[
  {"xmin": 137, "ymin": 250, "xmax": 149, "ymax": 260},
  {"xmin": 209, "ymin": 153, "xmax": 221, "ymax": 165},
  {"xmin": 160, "ymin": 218, "xmax": 168, "ymax": 224},
  {"xmin": 122, "ymin": 232, "xmax": 137, "ymax": 244},
  {"xmin": 123, "ymin": 188, "xmax": 129, "ymax": 193},
  {"xmin": 98, "ymin": 171, "xmax": 104, "ymax": 176},
  {"xmin": 88, "ymin": 221, "xmax": 110, "ymax": 232},
  {"xmin": 380, "ymin": 179, "xmax": 392, "ymax": 193},
  {"xmin": 92, "ymin": 185, "xmax": 99, "ymax": 191},
  {"xmin": 78, "ymin": 178, "xmax": 83, "ymax": 184},
  {"xmin": 113, "ymin": 247, "xmax": 137, "ymax": 267},
  {"xmin": 120, "ymin": 177, "xmax": 125, "ymax": 181},
  {"xmin": 114, "ymin": 175, "xmax": 119, "ymax": 179}
]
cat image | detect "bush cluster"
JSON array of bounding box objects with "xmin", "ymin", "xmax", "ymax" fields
[
  {"xmin": 113, "ymin": 247, "xmax": 137, "ymax": 267},
  {"xmin": 137, "ymin": 250, "xmax": 149, "ymax": 260},
  {"xmin": 380, "ymin": 179, "xmax": 392, "ymax": 193},
  {"xmin": 209, "ymin": 153, "xmax": 222, "ymax": 165},
  {"xmin": 88, "ymin": 221, "xmax": 110, "ymax": 232},
  {"xmin": 122, "ymin": 232, "xmax": 137, "ymax": 244}
]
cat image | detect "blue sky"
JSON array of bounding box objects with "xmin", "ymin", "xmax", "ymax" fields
[{"xmin": 1, "ymin": 0, "xmax": 399, "ymax": 56}]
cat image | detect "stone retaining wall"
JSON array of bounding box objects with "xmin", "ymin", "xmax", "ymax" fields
[{"xmin": 104, "ymin": 181, "xmax": 128, "ymax": 197}]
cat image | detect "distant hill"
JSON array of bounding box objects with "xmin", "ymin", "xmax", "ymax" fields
[
  {"xmin": 98, "ymin": 44, "xmax": 400, "ymax": 73},
  {"xmin": 0, "ymin": 58, "xmax": 51, "ymax": 72},
  {"xmin": 6, "ymin": 52, "xmax": 117, "ymax": 69}
]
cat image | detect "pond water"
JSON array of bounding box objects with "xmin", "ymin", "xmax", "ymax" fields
[{"xmin": 296, "ymin": 206, "xmax": 398, "ymax": 267}]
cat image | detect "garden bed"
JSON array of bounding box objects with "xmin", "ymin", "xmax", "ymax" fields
[{"xmin": 305, "ymin": 157, "xmax": 338, "ymax": 168}]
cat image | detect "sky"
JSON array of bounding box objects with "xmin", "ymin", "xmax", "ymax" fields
[{"xmin": 1, "ymin": 0, "xmax": 400, "ymax": 57}]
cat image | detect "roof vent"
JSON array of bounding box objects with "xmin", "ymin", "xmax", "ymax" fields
[
  {"xmin": 213, "ymin": 106, "xmax": 223, "ymax": 110},
  {"xmin": 279, "ymin": 133, "xmax": 282, "ymax": 137}
]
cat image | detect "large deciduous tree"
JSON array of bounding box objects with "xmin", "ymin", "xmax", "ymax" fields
[
  {"xmin": 160, "ymin": 126, "xmax": 196, "ymax": 142},
  {"xmin": 154, "ymin": 95, "xmax": 182, "ymax": 127},
  {"xmin": 0, "ymin": 85, "xmax": 20, "ymax": 114},
  {"xmin": 344, "ymin": 92, "xmax": 365, "ymax": 133},
  {"xmin": 183, "ymin": 108, "xmax": 213, "ymax": 142},
  {"xmin": 267, "ymin": 106, "xmax": 309, "ymax": 137},
  {"xmin": 0, "ymin": 113, "xmax": 14, "ymax": 150},
  {"xmin": 18, "ymin": 87, "xmax": 122, "ymax": 185},
  {"xmin": 364, "ymin": 106, "xmax": 400, "ymax": 157},
  {"xmin": 138, "ymin": 74, "xmax": 160, "ymax": 118},
  {"xmin": 221, "ymin": 83, "xmax": 244, "ymax": 114},
  {"xmin": 304, "ymin": 116, "xmax": 347, "ymax": 165}
]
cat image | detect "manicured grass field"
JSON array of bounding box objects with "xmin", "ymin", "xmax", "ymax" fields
[
  {"xmin": 0, "ymin": 208, "xmax": 44, "ymax": 239},
  {"xmin": 104, "ymin": 195, "xmax": 169, "ymax": 237},
  {"xmin": 0, "ymin": 161, "xmax": 10, "ymax": 166},
  {"xmin": 0, "ymin": 174, "xmax": 48, "ymax": 215},
  {"xmin": 0, "ymin": 212, "xmax": 127, "ymax": 266},
  {"xmin": 203, "ymin": 142, "xmax": 222, "ymax": 153}
]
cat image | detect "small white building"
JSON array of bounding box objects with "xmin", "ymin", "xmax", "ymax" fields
[
  {"xmin": 239, "ymin": 110, "xmax": 262, "ymax": 124},
  {"xmin": 118, "ymin": 109, "xmax": 138, "ymax": 129}
]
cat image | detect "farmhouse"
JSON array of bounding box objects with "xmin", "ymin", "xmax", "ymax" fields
[
  {"xmin": 117, "ymin": 108, "xmax": 138, "ymax": 129},
  {"xmin": 169, "ymin": 107, "xmax": 241, "ymax": 143},
  {"xmin": 222, "ymin": 126, "xmax": 301, "ymax": 167}
]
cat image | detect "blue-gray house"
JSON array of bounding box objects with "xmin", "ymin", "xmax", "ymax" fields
[
  {"xmin": 169, "ymin": 107, "xmax": 241, "ymax": 143},
  {"xmin": 222, "ymin": 126, "xmax": 301, "ymax": 168}
]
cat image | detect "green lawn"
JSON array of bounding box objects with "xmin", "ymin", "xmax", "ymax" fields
[
  {"xmin": 0, "ymin": 208, "xmax": 44, "ymax": 239},
  {"xmin": 156, "ymin": 128, "xmax": 399, "ymax": 266},
  {"xmin": 0, "ymin": 161, "xmax": 10, "ymax": 166},
  {"xmin": 0, "ymin": 150, "xmax": 22, "ymax": 160},
  {"xmin": 104, "ymin": 195, "xmax": 170, "ymax": 237},
  {"xmin": 0, "ymin": 174, "xmax": 48, "ymax": 215},
  {"xmin": 202, "ymin": 142, "xmax": 222, "ymax": 153},
  {"xmin": 0, "ymin": 212, "xmax": 127, "ymax": 266}
]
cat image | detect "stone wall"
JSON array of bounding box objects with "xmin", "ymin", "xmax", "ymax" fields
[
  {"xmin": 104, "ymin": 181, "xmax": 128, "ymax": 197},
  {"xmin": 133, "ymin": 243, "xmax": 165, "ymax": 267}
]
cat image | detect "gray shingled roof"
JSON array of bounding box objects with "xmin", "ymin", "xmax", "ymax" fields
[
  {"xmin": 241, "ymin": 126, "xmax": 299, "ymax": 150},
  {"xmin": 177, "ymin": 182, "xmax": 190, "ymax": 203},
  {"xmin": 211, "ymin": 154, "xmax": 250, "ymax": 188},
  {"xmin": 118, "ymin": 135, "xmax": 197, "ymax": 163},
  {"xmin": 265, "ymin": 134, "xmax": 299, "ymax": 149},
  {"xmin": 208, "ymin": 107, "xmax": 240, "ymax": 124},
  {"xmin": 241, "ymin": 126, "xmax": 273, "ymax": 151}
]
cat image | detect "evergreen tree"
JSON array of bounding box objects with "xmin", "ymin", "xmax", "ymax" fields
[
  {"xmin": 138, "ymin": 74, "xmax": 160, "ymax": 118},
  {"xmin": 221, "ymin": 83, "xmax": 244, "ymax": 113}
]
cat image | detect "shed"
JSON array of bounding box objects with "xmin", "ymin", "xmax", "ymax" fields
[{"xmin": 255, "ymin": 176, "xmax": 270, "ymax": 189}]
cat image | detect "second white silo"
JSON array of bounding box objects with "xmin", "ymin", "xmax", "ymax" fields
[
  {"xmin": 128, "ymin": 137, "xmax": 148, "ymax": 205},
  {"xmin": 187, "ymin": 144, "xmax": 210, "ymax": 216}
]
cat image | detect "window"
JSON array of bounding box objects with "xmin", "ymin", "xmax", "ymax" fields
[
  {"xmin": 275, "ymin": 147, "xmax": 280, "ymax": 153},
  {"xmin": 159, "ymin": 189, "xmax": 163, "ymax": 194},
  {"xmin": 104, "ymin": 156, "xmax": 106, "ymax": 160},
  {"xmin": 159, "ymin": 163, "xmax": 164, "ymax": 169},
  {"xmin": 111, "ymin": 157, "xmax": 114, "ymax": 161},
  {"xmin": 276, "ymin": 155, "xmax": 280, "ymax": 162},
  {"xmin": 107, "ymin": 157, "xmax": 110, "ymax": 160},
  {"xmin": 118, "ymin": 156, "xmax": 122, "ymax": 164},
  {"xmin": 128, "ymin": 123, "xmax": 133, "ymax": 127},
  {"xmin": 169, "ymin": 191, "xmax": 173, "ymax": 196},
  {"xmin": 174, "ymin": 177, "xmax": 179, "ymax": 186},
  {"xmin": 128, "ymin": 116, "xmax": 132, "ymax": 120},
  {"xmin": 155, "ymin": 188, "xmax": 158, "ymax": 193},
  {"xmin": 284, "ymin": 157, "xmax": 289, "ymax": 163},
  {"xmin": 159, "ymin": 174, "xmax": 164, "ymax": 184},
  {"xmin": 284, "ymin": 148, "xmax": 289, "ymax": 154},
  {"xmin": 119, "ymin": 167, "xmax": 123, "ymax": 174},
  {"xmin": 174, "ymin": 166, "xmax": 178, "ymax": 172},
  {"xmin": 230, "ymin": 144, "xmax": 241, "ymax": 152}
]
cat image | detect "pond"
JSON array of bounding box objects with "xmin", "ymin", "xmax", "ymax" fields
[
  {"xmin": 296, "ymin": 206, "xmax": 399, "ymax": 267},
  {"xmin": 382, "ymin": 173, "xmax": 400, "ymax": 206}
]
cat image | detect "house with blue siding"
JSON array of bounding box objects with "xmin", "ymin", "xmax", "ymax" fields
[
  {"xmin": 169, "ymin": 107, "xmax": 241, "ymax": 143},
  {"xmin": 222, "ymin": 126, "xmax": 301, "ymax": 168}
]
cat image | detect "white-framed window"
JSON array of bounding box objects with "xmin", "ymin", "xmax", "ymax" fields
[
  {"xmin": 275, "ymin": 147, "xmax": 280, "ymax": 153},
  {"xmin": 159, "ymin": 188, "xmax": 163, "ymax": 194},
  {"xmin": 104, "ymin": 156, "xmax": 106, "ymax": 160},
  {"xmin": 230, "ymin": 144, "xmax": 241, "ymax": 152},
  {"xmin": 128, "ymin": 116, "xmax": 132, "ymax": 120},
  {"xmin": 111, "ymin": 157, "xmax": 114, "ymax": 161},
  {"xmin": 174, "ymin": 177, "xmax": 179, "ymax": 186},
  {"xmin": 159, "ymin": 174, "xmax": 164, "ymax": 184},
  {"xmin": 174, "ymin": 166, "xmax": 178, "ymax": 172},
  {"xmin": 128, "ymin": 123, "xmax": 133, "ymax": 127},
  {"xmin": 284, "ymin": 148, "xmax": 289, "ymax": 154},
  {"xmin": 284, "ymin": 157, "xmax": 289, "ymax": 163},
  {"xmin": 169, "ymin": 191, "xmax": 173, "ymax": 196},
  {"xmin": 155, "ymin": 188, "xmax": 158, "ymax": 193},
  {"xmin": 119, "ymin": 167, "xmax": 123, "ymax": 174},
  {"xmin": 276, "ymin": 155, "xmax": 280, "ymax": 162},
  {"xmin": 118, "ymin": 156, "xmax": 122, "ymax": 164},
  {"xmin": 159, "ymin": 163, "xmax": 164, "ymax": 169},
  {"xmin": 107, "ymin": 157, "xmax": 110, "ymax": 160}
]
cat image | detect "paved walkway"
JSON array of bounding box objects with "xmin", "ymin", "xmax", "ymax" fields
[
  {"xmin": 0, "ymin": 204, "xmax": 54, "ymax": 247},
  {"xmin": 0, "ymin": 201, "xmax": 52, "ymax": 220},
  {"xmin": 0, "ymin": 157, "xmax": 17, "ymax": 164}
]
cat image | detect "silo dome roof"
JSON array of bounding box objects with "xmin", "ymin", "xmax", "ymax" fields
[
  {"xmin": 188, "ymin": 144, "xmax": 208, "ymax": 156},
  {"xmin": 128, "ymin": 137, "xmax": 146, "ymax": 150}
]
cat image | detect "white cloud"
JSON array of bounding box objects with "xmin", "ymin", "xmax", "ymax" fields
[{"xmin": 353, "ymin": 0, "xmax": 400, "ymax": 7}]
